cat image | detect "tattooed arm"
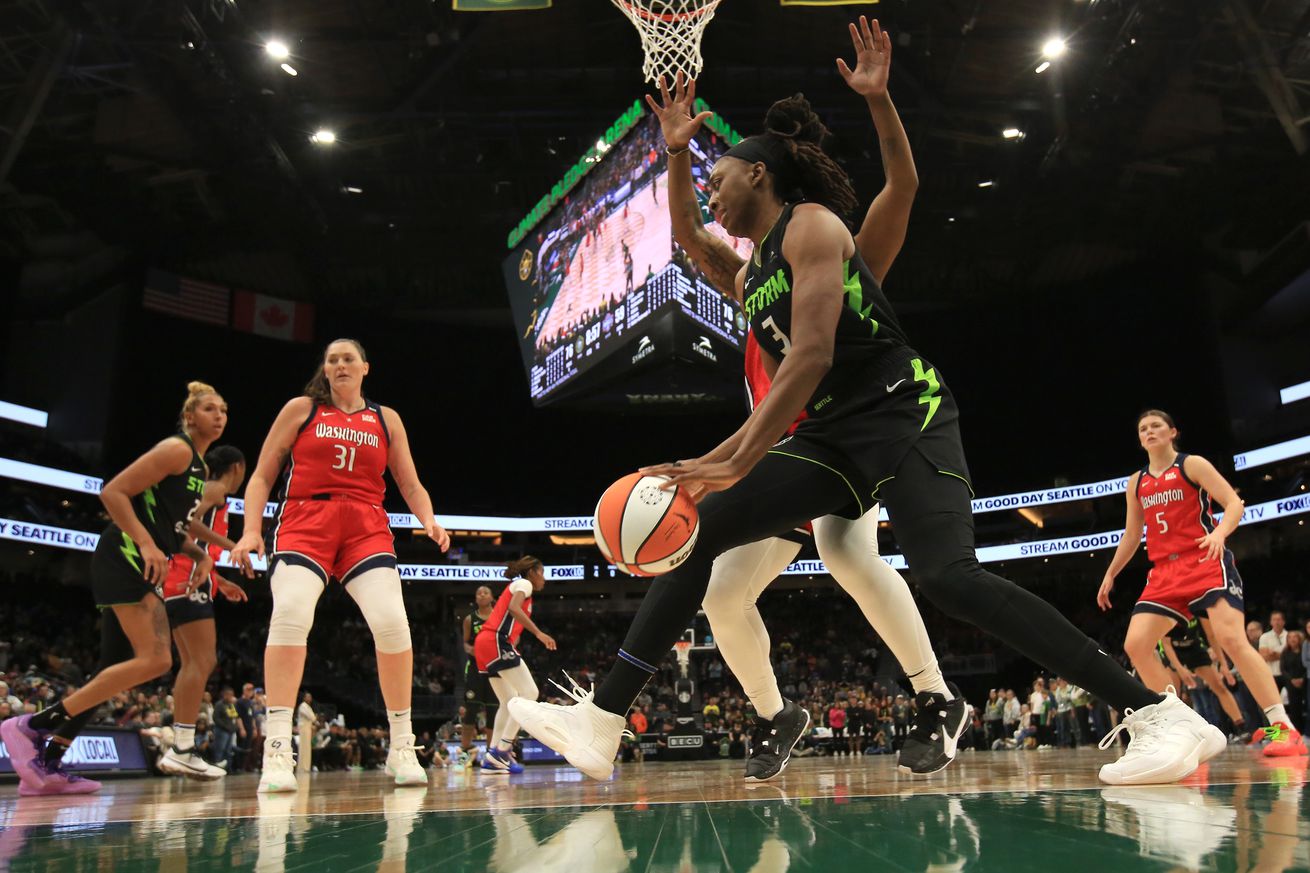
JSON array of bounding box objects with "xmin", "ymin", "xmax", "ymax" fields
[{"xmin": 647, "ymin": 74, "xmax": 747, "ymax": 301}]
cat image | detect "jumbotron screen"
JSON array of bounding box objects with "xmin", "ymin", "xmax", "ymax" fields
[{"xmin": 504, "ymin": 103, "xmax": 750, "ymax": 405}]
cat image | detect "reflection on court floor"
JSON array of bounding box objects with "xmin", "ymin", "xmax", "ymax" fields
[{"xmin": 1, "ymin": 750, "xmax": 1306, "ymax": 871}]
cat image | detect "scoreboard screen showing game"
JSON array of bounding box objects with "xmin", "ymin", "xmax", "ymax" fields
[{"xmin": 504, "ymin": 104, "xmax": 749, "ymax": 406}]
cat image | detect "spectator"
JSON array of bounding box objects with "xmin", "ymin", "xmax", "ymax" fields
[
  {"xmin": 1281, "ymin": 631, "xmax": 1305, "ymax": 730},
  {"xmin": 297, "ymin": 692, "xmax": 318, "ymax": 775},
  {"xmin": 236, "ymin": 683, "xmax": 256, "ymax": 772},
  {"xmin": 983, "ymin": 689, "xmax": 1004, "ymax": 747},
  {"xmin": 1003, "ymin": 689, "xmax": 1021, "ymax": 738},
  {"xmin": 1260, "ymin": 612, "xmax": 1288, "ymax": 679},
  {"xmin": 212, "ymin": 687, "xmax": 244, "ymax": 771}
]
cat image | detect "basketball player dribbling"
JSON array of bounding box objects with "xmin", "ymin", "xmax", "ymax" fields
[
  {"xmin": 639, "ymin": 18, "xmax": 965, "ymax": 782},
  {"xmin": 509, "ymin": 41, "xmax": 1224, "ymax": 788},
  {"xmin": 230, "ymin": 338, "xmax": 451, "ymax": 791},
  {"xmin": 1098, "ymin": 410, "xmax": 1306, "ymax": 757},
  {"xmin": 156, "ymin": 444, "xmax": 250, "ymax": 780},
  {"xmin": 2, "ymin": 382, "xmax": 227, "ymax": 795},
  {"xmin": 473, "ymin": 557, "xmax": 556, "ymax": 774}
]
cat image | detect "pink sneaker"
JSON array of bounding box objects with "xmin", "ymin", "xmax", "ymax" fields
[
  {"xmin": 1, "ymin": 714, "xmax": 51, "ymax": 789},
  {"xmin": 16, "ymin": 760, "xmax": 102, "ymax": 796}
]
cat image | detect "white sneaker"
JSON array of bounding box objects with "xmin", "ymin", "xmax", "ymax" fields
[
  {"xmin": 385, "ymin": 734, "xmax": 428, "ymax": 786},
  {"xmin": 1098, "ymin": 689, "xmax": 1227, "ymax": 785},
  {"xmin": 158, "ymin": 746, "xmax": 226, "ymax": 781},
  {"xmin": 506, "ymin": 674, "xmax": 626, "ymax": 781},
  {"xmin": 258, "ymin": 745, "xmax": 299, "ymax": 793}
]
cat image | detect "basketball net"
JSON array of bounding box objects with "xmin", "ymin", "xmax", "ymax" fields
[
  {"xmin": 673, "ymin": 639, "xmax": 693, "ymax": 673},
  {"xmin": 609, "ymin": 0, "xmax": 723, "ymax": 84}
]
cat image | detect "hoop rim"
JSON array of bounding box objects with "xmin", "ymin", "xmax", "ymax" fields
[{"xmin": 618, "ymin": 0, "xmax": 719, "ymax": 24}]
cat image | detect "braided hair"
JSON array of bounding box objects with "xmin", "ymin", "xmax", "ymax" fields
[{"xmin": 732, "ymin": 94, "xmax": 858, "ymax": 224}]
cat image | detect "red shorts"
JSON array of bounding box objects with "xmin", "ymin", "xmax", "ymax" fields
[
  {"xmin": 474, "ymin": 629, "xmax": 523, "ymax": 676},
  {"xmin": 160, "ymin": 557, "xmax": 215, "ymax": 600},
  {"xmin": 1134, "ymin": 549, "xmax": 1244, "ymax": 622},
  {"xmin": 271, "ymin": 498, "xmax": 395, "ymax": 584}
]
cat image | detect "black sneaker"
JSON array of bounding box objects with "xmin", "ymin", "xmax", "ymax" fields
[
  {"xmin": 898, "ymin": 685, "xmax": 969, "ymax": 775},
  {"xmin": 745, "ymin": 700, "xmax": 811, "ymax": 782}
]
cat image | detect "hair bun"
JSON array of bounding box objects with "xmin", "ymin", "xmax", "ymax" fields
[
  {"xmin": 187, "ymin": 380, "xmax": 217, "ymax": 397},
  {"xmin": 763, "ymin": 94, "xmax": 830, "ymax": 147}
]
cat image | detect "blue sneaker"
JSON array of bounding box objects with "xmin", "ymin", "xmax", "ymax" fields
[{"xmin": 480, "ymin": 748, "xmax": 523, "ymax": 774}]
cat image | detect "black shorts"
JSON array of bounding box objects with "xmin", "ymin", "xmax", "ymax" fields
[
  {"xmin": 461, "ymin": 667, "xmax": 497, "ymax": 725},
  {"xmin": 772, "ymin": 351, "xmax": 972, "ymax": 519},
  {"xmin": 1174, "ymin": 646, "xmax": 1213, "ymax": 671},
  {"xmin": 165, "ymin": 582, "xmax": 216, "ymax": 628},
  {"xmin": 92, "ymin": 526, "xmax": 161, "ymax": 608}
]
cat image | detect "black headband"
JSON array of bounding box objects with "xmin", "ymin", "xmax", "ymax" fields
[{"xmin": 724, "ymin": 136, "xmax": 791, "ymax": 173}]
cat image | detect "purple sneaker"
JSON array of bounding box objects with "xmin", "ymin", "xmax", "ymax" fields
[
  {"xmin": 1, "ymin": 715, "xmax": 51, "ymax": 789},
  {"xmin": 17, "ymin": 759, "xmax": 101, "ymax": 796}
]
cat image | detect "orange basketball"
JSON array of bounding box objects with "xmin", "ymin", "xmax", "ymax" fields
[{"xmin": 593, "ymin": 473, "xmax": 700, "ymax": 577}]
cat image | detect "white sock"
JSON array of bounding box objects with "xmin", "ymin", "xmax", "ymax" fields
[
  {"xmin": 1263, "ymin": 704, "xmax": 1291, "ymax": 727},
  {"xmin": 907, "ymin": 662, "xmax": 952, "ymax": 698},
  {"xmin": 388, "ymin": 708, "xmax": 413, "ymax": 741},
  {"xmin": 266, "ymin": 707, "xmax": 293, "ymax": 756},
  {"xmin": 173, "ymin": 723, "xmax": 195, "ymax": 751}
]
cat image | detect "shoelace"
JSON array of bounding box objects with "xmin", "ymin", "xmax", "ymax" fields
[
  {"xmin": 1097, "ymin": 707, "xmax": 1164, "ymax": 754},
  {"xmin": 1263, "ymin": 724, "xmax": 1290, "ymax": 744},
  {"xmin": 549, "ymin": 671, "xmax": 595, "ymax": 705},
  {"xmin": 907, "ymin": 696, "xmax": 948, "ymax": 744}
]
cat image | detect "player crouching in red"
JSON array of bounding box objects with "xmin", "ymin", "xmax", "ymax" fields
[
  {"xmin": 231, "ymin": 339, "xmax": 451, "ymax": 792},
  {"xmin": 1099, "ymin": 410, "xmax": 1305, "ymax": 758}
]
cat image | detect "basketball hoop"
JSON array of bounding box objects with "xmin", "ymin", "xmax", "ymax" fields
[
  {"xmin": 673, "ymin": 639, "xmax": 693, "ymax": 668},
  {"xmin": 609, "ymin": 0, "xmax": 723, "ymax": 84}
]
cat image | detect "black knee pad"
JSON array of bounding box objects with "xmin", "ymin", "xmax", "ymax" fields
[{"xmin": 914, "ymin": 559, "xmax": 1008, "ymax": 624}]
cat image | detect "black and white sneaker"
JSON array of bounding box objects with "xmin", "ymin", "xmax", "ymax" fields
[
  {"xmin": 745, "ymin": 700, "xmax": 811, "ymax": 783},
  {"xmin": 898, "ymin": 685, "xmax": 969, "ymax": 775},
  {"xmin": 158, "ymin": 746, "xmax": 226, "ymax": 781}
]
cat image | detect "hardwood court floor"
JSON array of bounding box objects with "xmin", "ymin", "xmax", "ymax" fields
[{"xmin": 1, "ymin": 748, "xmax": 1306, "ymax": 871}]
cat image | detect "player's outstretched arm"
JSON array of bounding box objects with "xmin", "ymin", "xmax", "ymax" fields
[
  {"xmin": 1097, "ymin": 471, "xmax": 1144, "ymax": 611},
  {"xmin": 840, "ymin": 16, "xmax": 918, "ymax": 285},
  {"xmin": 647, "ymin": 73, "xmax": 746, "ymax": 300}
]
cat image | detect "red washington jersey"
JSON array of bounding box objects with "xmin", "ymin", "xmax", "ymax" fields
[
  {"xmin": 485, "ymin": 578, "xmax": 534, "ymax": 645},
  {"xmin": 744, "ymin": 331, "xmax": 808, "ymax": 435},
  {"xmin": 286, "ymin": 402, "xmax": 390, "ymax": 503},
  {"xmin": 1136, "ymin": 453, "xmax": 1216, "ymax": 563}
]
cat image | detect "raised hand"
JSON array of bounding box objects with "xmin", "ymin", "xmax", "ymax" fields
[
  {"xmin": 836, "ymin": 15, "xmax": 892, "ymax": 98},
  {"xmin": 644, "ymin": 72, "xmax": 713, "ymax": 151}
]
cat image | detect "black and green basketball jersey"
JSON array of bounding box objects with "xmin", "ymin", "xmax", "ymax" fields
[
  {"xmin": 126, "ymin": 434, "xmax": 208, "ymax": 557},
  {"xmin": 1158, "ymin": 617, "xmax": 1208, "ymax": 658},
  {"xmin": 742, "ymin": 201, "xmax": 911, "ymax": 414}
]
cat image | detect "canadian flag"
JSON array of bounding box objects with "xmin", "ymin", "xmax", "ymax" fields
[{"xmin": 232, "ymin": 291, "xmax": 314, "ymax": 343}]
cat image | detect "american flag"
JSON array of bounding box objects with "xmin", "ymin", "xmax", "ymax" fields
[{"xmin": 143, "ymin": 269, "xmax": 231, "ymax": 325}]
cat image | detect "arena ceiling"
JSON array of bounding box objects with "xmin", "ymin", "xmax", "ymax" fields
[{"xmin": 4, "ymin": 0, "xmax": 1310, "ymax": 317}]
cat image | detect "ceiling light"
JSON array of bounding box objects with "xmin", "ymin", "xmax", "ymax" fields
[
  {"xmin": 947, "ymin": 217, "xmax": 956, "ymax": 223},
  {"xmin": 1041, "ymin": 37, "xmax": 1067, "ymax": 59},
  {"xmin": 265, "ymin": 39, "xmax": 290, "ymax": 60},
  {"xmin": 1002, "ymin": 127, "xmax": 1023, "ymax": 140},
  {"xmin": 311, "ymin": 129, "xmax": 336, "ymax": 144},
  {"xmin": 978, "ymin": 180, "xmax": 994, "ymax": 188},
  {"xmin": 280, "ymin": 63, "xmax": 298, "ymax": 76},
  {"xmin": 344, "ymin": 186, "xmax": 363, "ymax": 193},
  {"xmin": 1035, "ymin": 61, "xmax": 1051, "ymax": 74}
]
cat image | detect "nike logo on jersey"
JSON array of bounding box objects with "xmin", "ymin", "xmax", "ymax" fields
[
  {"xmin": 190, "ymin": 466, "xmax": 203, "ymax": 473},
  {"xmin": 885, "ymin": 379, "xmax": 906, "ymax": 393}
]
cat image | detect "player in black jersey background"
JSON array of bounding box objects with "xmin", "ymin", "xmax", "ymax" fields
[
  {"xmin": 1, "ymin": 381, "xmax": 228, "ymax": 795},
  {"xmin": 510, "ymin": 64, "xmax": 1222, "ymax": 787},
  {"xmin": 459, "ymin": 585, "xmax": 496, "ymax": 767}
]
